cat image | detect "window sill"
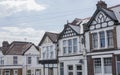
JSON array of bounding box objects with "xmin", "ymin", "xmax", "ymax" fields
[{"xmin": 91, "ymin": 47, "xmax": 115, "ymax": 52}]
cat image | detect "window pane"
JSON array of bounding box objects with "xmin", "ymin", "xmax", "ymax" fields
[
  {"xmin": 28, "ymin": 57, "xmax": 31, "ymax": 64},
  {"xmin": 99, "ymin": 31, "xmax": 105, "ymax": 48},
  {"xmin": 46, "ymin": 46, "xmax": 49, "ymax": 59},
  {"xmin": 13, "ymin": 56, "xmax": 18, "ymax": 65},
  {"xmin": 92, "ymin": 33, "xmax": 98, "ymax": 48},
  {"xmin": 68, "ymin": 39, "xmax": 72, "ymax": 53},
  {"xmin": 68, "ymin": 65, "xmax": 73, "ymax": 70},
  {"xmin": 117, "ymin": 62, "xmax": 120, "ymax": 75},
  {"xmin": 60, "ymin": 63, "xmax": 64, "ymax": 75},
  {"xmin": 77, "ymin": 65, "xmax": 82, "ymax": 70},
  {"xmin": 63, "ymin": 40, "xmax": 67, "ymax": 54},
  {"xmin": 104, "ymin": 58, "xmax": 112, "ymax": 73},
  {"xmin": 73, "ymin": 38, "xmax": 77, "ymax": 53},
  {"xmin": 77, "ymin": 72, "xmax": 82, "ymax": 75},
  {"xmin": 68, "ymin": 72, "xmax": 73, "ymax": 75},
  {"xmin": 117, "ymin": 55, "xmax": 120, "ymax": 61},
  {"xmin": 94, "ymin": 58, "xmax": 101, "ymax": 73},
  {"xmin": 107, "ymin": 30, "xmax": 113, "ymax": 47}
]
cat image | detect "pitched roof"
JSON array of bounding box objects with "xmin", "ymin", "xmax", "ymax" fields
[
  {"xmin": 38, "ymin": 32, "xmax": 59, "ymax": 46},
  {"xmin": 87, "ymin": 7, "xmax": 118, "ymax": 27},
  {"xmin": 69, "ymin": 24, "xmax": 80, "ymax": 34},
  {"xmin": 109, "ymin": 4, "xmax": 120, "ymax": 9},
  {"xmin": 70, "ymin": 18, "xmax": 82, "ymax": 25},
  {"xmin": 3, "ymin": 41, "xmax": 37, "ymax": 55}
]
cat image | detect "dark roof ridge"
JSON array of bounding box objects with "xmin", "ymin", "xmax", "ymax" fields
[{"xmin": 109, "ymin": 4, "xmax": 120, "ymax": 9}]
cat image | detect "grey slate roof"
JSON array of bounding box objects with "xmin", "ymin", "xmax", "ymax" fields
[
  {"xmin": 38, "ymin": 32, "xmax": 59, "ymax": 46},
  {"xmin": 69, "ymin": 24, "xmax": 80, "ymax": 34},
  {"xmin": 101, "ymin": 7, "xmax": 117, "ymax": 21}
]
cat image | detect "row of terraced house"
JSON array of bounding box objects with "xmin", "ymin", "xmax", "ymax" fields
[{"xmin": 0, "ymin": 1, "xmax": 120, "ymax": 75}]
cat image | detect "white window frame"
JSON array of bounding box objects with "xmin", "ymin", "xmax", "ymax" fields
[
  {"xmin": 27, "ymin": 57, "xmax": 32, "ymax": 64},
  {"xmin": 63, "ymin": 38, "xmax": 78, "ymax": 55},
  {"xmin": 67, "ymin": 65, "xmax": 73, "ymax": 75},
  {"xmin": 76, "ymin": 65, "xmax": 82, "ymax": 75},
  {"xmin": 68, "ymin": 39, "xmax": 72, "ymax": 54},
  {"xmin": 99, "ymin": 31, "xmax": 105, "ymax": 48},
  {"xmin": 107, "ymin": 30, "xmax": 114, "ymax": 48},
  {"xmin": 91, "ymin": 29, "xmax": 114, "ymax": 50},
  {"xmin": 116, "ymin": 55, "xmax": 120, "ymax": 75},
  {"xmin": 63, "ymin": 40, "xmax": 67, "ymax": 54},
  {"xmin": 92, "ymin": 55, "xmax": 112, "ymax": 75},
  {"xmin": 0, "ymin": 57, "xmax": 4, "ymax": 65},
  {"xmin": 4, "ymin": 70, "xmax": 10, "ymax": 75},
  {"xmin": 60, "ymin": 62, "xmax": 64, "ymax": 75},
  {"xmin": 27, "ymin": 70, "xmax": 31, "ymax": 75},
  {"xmin": 35, "ymin": 69, "xmax": 41, "ymax": 75},
  {"xmin": 13, "ymin": 70, "xmax": 18, "ymax": 75},
  {"xmin": 13, "ymin": 56, "xmax": 18, "ymax": 65},
  {"xmin": 92, "ymin": 33, "xmax": 98, "ymax": 49},
  {"xmin": 73, "ymin": 38, "xmax": 78, "ymax": 53}
]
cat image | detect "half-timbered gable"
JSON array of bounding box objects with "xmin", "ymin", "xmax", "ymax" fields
[
  {"xmin": 88, "ymin": 7, "xmax": 118, "ymax": 31},
  {"xmin": 86, "ymin": 1, "xmax": 120, "ymax": 75},
  {"xmin": 59, "ymin": 24, "xmax": 80, "ymax": 39}
]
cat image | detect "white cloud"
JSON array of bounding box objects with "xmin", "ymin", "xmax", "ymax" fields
[
  {"xmin": 0, "ymin": 26, "xmax": 45, "ymax": 46},
  {"xmin": 0, "ymin": 0, "xmax": 47, "ymax": 17}
]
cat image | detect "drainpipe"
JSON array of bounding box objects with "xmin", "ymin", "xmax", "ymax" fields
[
  {"xmin": 82, "ymin": 34, "xmax": 88, "ymax": 75},
  {"xmin": 43, "ymin": 64, "xmax": 45, "ymax": 75}
]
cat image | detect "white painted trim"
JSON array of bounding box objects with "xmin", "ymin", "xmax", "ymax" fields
[
  {"xmin": 87, "ymin": 49, "xmax": 120, "ymax": 55},
  {"xmin": 92, "ymin": 54, "xmax": 112, "ymax": 58}
]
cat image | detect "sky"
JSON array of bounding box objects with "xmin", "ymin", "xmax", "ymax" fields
[{"xmin": 0, "ymin": 0, "xmax": 120, "ymax": 46}]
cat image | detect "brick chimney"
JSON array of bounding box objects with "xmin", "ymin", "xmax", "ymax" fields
[
  {"xmin": 2, "ymin": 41, "xmax": 9, "ymax": 47},
  {"xmin": 96, "ymin": 0, "xmax": 107, "ymax": 8}
]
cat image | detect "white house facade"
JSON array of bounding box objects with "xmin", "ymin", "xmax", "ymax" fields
[
  {"xmin": 58, "ymin": 18, "xmax": 89, "ymax": 75},
  {"xmin": 0, "ymin": 41, "xmax": 42, "ymax": 75},
  {"xmin": 85, "ymin": 1, "xmax": 120, "ymax": 75},
  {"xmin": 39, "ymin": 32, "xmax": 59, "ymax": 75}
]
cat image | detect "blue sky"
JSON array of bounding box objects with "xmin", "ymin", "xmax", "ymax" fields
[{"xmin": 0, "ymin": 0, "xmax": 119, "ymax": 45}]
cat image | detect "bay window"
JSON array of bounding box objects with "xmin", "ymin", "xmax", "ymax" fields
[
  {"xmin": 92, "ymin": 29, "xmax": 114, "ymax": 49},
  {"xmin": 63, "ymin": 38, "xmax": 78, "ymax": 54}
]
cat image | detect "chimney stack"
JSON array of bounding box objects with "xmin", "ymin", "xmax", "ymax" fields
[
  {"xmin": 96, "ymin": 0, "xmax": 107, "ymax": 8},
  {"xmin": 2, "ymin": 41, "xmax": 9, "ymax": 47}
]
